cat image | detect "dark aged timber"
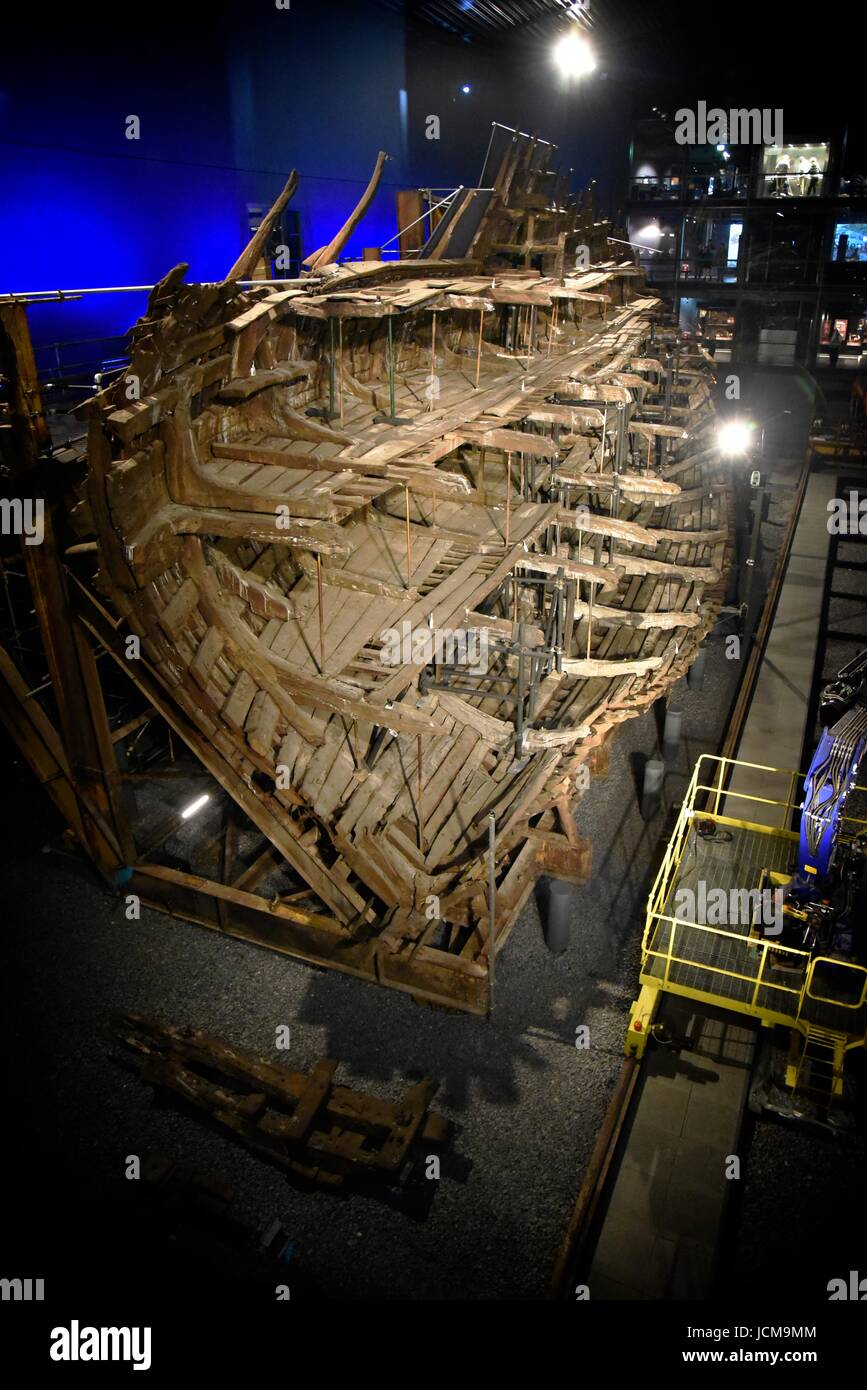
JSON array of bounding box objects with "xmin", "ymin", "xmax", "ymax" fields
[
  {"xmin": 110, "ymin": 1014, "xmax": 453, "ymax": 1195},
  {"xmin": 76, "ymin": 141, "xmax": 729, "ymax": 1013}
]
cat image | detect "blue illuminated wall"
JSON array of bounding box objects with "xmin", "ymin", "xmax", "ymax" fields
[
  {"xmin": 1, "ymin": 1, "xmax": 406, "ymax": 352},
  {"xmin": 1, "ymin": 0, "xmax": 629, "ymax": 361}
]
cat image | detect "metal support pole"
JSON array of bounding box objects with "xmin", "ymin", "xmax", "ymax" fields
[
  {"xmin": 515, "ymin": 622, "xmax": 526, "ymax": 753},
  {"xmin": 405, "ymin": 487, "xmax": 413, "ymax": 589},
  {"xmin": 641, "ymin": 758, "xmax": 665, "ymax": 821},
  {"xmin": 429, "ymin": 310, "xmax": 437, "ymax": 411},
  {"xmin": 373, "ymin": 315, "xmax": 411, "ymax": 426},
  {"xmin": 662, "ymin": 706, "xmax": 684, "ymax": 762},
  {"xmin": 316, "ymin": 554, "xmax": 326, "ymax": 672},
  {"xmin": 307, "ymin": 318, "xmax": 340, "ymax": 421},
  {"xmin": 742, "ymin": 473, "xmax": 765, "ymax": 640},
  {"xmin": 328, "ymin": 318, "xmax": 336, "ymax": 416},
  {"xmin": 387, "ymin": 315, "xmax": 396, "ymax": 420},
  {"xmin": 417, "ymin": 733, "xmax": 424, "ymax": 853}
]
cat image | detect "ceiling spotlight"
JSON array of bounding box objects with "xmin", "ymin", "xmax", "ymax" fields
[
  {"xmin": 461, "ymin": 84, "xmax": 471, "ymax": 94},
  {"xmin": 553, "ymin": 30, "xmax": 597, "ymax": 78},
  {"xmin": 717, "ymin": 420, "xmax": 755, "ymax": 457}
]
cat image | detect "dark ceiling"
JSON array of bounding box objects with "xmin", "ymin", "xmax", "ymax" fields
[{"xmin": 375, "ymin": 0, "xmax": 593, "ymax": 43}]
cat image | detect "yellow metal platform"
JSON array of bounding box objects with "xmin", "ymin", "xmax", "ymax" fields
[{"xmin": 627, "ymin": 755, "xmax": 867, "ymax": 1099}]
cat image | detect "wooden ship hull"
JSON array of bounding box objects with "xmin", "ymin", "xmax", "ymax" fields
[{"xmin": 76, "ymin": 140, "xmax": 729, "ymax": 1012}]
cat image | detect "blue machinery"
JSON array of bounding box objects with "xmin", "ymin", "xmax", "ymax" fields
[{"xmin": 785, "ymin": 649, "xmax": 867, "ymax": 963}]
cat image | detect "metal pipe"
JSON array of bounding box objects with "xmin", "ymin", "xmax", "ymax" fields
[
  {"xmin": 387, "ymin": 316, "xmax": 396, "ymax": 419},
  {"xmin": 429, "ymin": 310, "xmax": 437, "ymax": 412},
  {"xmin": 0, "ymin": 278, "xmax": 309, "ymax": 303},
  {"xmin": 316, "ymin": 554, "xmax": 326, "ymax": 673},
  {"xmin": 515, "ymin": 622, "xmax": 526, "ymax": 753},
  {"xmin": 417, "ymin": 733, "xmax": 424, "ymax": 853},
  {"xmin": 606, "ymin": 237, "xmax": 664, "ymax": 256},
  {"xmin": 487, "ymin": 122, "xmax": 557, "ymax": 147},
  {"xmin": 479, "ymin": 124, "xmax": 498, "ymax": 186},
  {"xmin": 328, "ymin": 318, "xmax": 336, "ymax": 416}
]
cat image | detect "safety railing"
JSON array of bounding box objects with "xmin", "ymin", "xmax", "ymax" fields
[
  {"xmin": 641, "ymin": 755, "xmax": 867, "ymax": 1036},
  {"xmin": 642, "ymin": 911, "xmax": 808, "ymax": 1025}
]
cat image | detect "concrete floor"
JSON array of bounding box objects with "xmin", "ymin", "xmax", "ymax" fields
[
  {"xmin": 728, "ymin": 465, "xmax": 838, "ymax": 826},
  {"xmin": 590, "ymin": 1002, "xmax": 756, "ymax": 1300}
]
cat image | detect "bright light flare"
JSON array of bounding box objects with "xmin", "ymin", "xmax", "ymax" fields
[
  {"xmin": 635, "ymin": 222, "xmax": 663, "ymax": 243},
  {"xmin": 717, "ymin": 420, "xmax": 755, "ymax": 456},
  {"xmin": 552, "ymin": 31, "xmax": 597, "ymax": 78},
  {"xmin": 180, "ymin": 793, "xmax": 211, "ymax": 820}
]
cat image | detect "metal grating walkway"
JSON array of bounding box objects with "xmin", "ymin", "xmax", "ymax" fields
[{"xmin": 644, "ymin": 823, "xmax": 805, "ymax": 1018}]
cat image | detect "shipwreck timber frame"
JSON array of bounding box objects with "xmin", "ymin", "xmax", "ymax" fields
[{"xmin": 0, "ymin": 138, "xmax": 731, "ymax": 1016}]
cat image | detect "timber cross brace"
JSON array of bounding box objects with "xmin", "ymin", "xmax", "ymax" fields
[{"xmin": 0, "ymin": 140, "xmax": 731, "ymax": 1015}]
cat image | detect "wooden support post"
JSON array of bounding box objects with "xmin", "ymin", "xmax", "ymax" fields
[
  {"xmin": 0, "ymin": 640, "xmax": 122, "ymax": 871},
  {"xmin": 504, "ymin": 454, "xmax": 511, "ymax": 548},
  {"xmin": 405, "ymin": 487, "xmax": 413, "ymax": 588},
  {"xmin": 547, "ymin": 300, "xmax": 558, "ymax": 358},
  {"xmin": 24, "ymin": 505, "xmax": 134, "ymax": 873},
  {"xmin": 475, "ymin": 306, "xmax": 484, "ymax": 389},
  {"xmin": 338, "ymin": 319, "xmax": 345, "ymax": 427},
  {"xmin": 0, "ymin": 301, "xmax": 51, "ymax": 471},
  {"xmin": 429, "ymin": 310, "xmax": 437, "ymax": 412},
  {"xmin": 72, "ymin": 620, "xmax": 138, "ymax": 866}
]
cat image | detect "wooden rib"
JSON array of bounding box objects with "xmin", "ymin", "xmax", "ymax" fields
[
  {"xmin": 304, "ymin": 151, "xmax": 389, "ymax": 271},
  {"xmin": 224, "ymin": 171, "xmax": 298, "ymax": 282}
]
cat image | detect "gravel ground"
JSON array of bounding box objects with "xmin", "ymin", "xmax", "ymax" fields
[
  {"xmin": 0, "ymin": 635, "xmax": 744, "ymax": 1302},
  {"xmin": 6, "ymin": 441, "xmax": 848, "ymax": 1304}
]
